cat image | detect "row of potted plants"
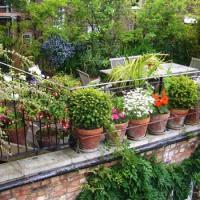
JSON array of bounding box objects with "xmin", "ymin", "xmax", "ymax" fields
[
  {"xmin": 68, "ymin": 75, "xmax": 199, "ymax": 152},
  {"xmin": 0, "ymin": 71, "xmax": 199, "ymax": 153}
]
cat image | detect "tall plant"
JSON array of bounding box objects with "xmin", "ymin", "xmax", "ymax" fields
[{"xmin": 109, "ymin": 53, "xmax": 165, "ymax": 86}]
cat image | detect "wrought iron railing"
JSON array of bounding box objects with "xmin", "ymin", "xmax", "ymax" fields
[{"xmin": 0, "ymin": 61, "xmax": 200, "ymax": 162}]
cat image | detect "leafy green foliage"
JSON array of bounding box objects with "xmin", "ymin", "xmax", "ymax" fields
[
  {"xmin": 1, "ymin": 0, "xmax": 199, "ymax": 76},
  {"xmin": 164, "ymin": 76, "xmax": 198, "ymax": 109},
  {"xmin": 134, "ymin": 0, "xmax": 199, "ymax": 65},
  {"xmin": 109, "ymin": 54, "xmax": 164, "ymax": 86},
  {"xmin": 0, "ymin": 71, "xmax": 69, "ymax": 121},
  {"xmin": 112, "ymin": 96, "xmax": 125, "ymax": 113},
  {"xmin": 51, "ymin": 74, "xmax": 80, "ymax": 88},
  {"xmin": 5, "ymin": 0, "xmax": 28, "ymax": 11},
  {"xmin": 78, "ymin": 145, "xmax": 200, "ymax": 200},
  {"xmin": 68, "ymin": 88, "xmax": 112, "ymax": 130}
]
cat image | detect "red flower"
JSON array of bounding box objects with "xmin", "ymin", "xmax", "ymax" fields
[
  {"xmin": 152, "ymin": 90, "xmax": 169, "ymax": 108},
  {"xmin": 155, "ymin": 101, "xmax": 162, "ymax": 107}
]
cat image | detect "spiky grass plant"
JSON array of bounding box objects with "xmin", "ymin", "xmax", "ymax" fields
[{"xmin": 109, "ymin": 53, "xmax": 166, "ymax": 87}]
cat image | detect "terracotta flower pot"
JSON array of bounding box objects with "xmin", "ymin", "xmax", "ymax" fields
[
  {"xmin": 6, "ymin": 127, "xmax": 26, "ymax": 145},
  {"xmin": 167, "ymin": 109, "xmax": 189, "ymax": 130},
  {"xmin": 149, "ymin": 112, "xmax": 170, "ymax": 135},
  {"xmin": 107, "ymin": 122, "xmax": 128, "ymax": 145},
  {"xmin": 185, "ymin": 107, "xmax": 200, "ymax": 125},
  {"xmin": 76, "ymin": 127, "xmax": 103, "ymax": 152},
  {"xmin": 127, "ymin": 117, "xmax": 150, "ymax": 140},
  {"xmin": 36, "ymin": 128, "xmax": 60, "ymax": 148}
]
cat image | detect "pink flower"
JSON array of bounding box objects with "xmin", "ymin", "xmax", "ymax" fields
[
  {"xmin": 119, "ymin": 112, "xmax": 126, "ymax": 119},
  {"xmin": 112, "ymin": 114, "xmax": 119, "ymax": 120},
  {"xmin": 112, "ymin": 108, "xmax": 117, "ymax": 114},
  {"xmin": 61, "ymin": 120, "xmax": 70, "ymax": 129}
]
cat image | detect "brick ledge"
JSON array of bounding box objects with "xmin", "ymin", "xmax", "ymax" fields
[{"xmin": 0, "ymin": 125, "xmax": 200, "ymax": 192}]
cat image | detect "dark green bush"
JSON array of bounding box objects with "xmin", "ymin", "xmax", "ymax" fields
[
  {"xmin": 164, "ymin": 76, "xmax": 198, "ymax": 109},
  {"xmin": 68, "ymin": 88, "xmax": 112, "ymax": 130},
  {"xmin": 78, "ymin": 145, "xmax": 200, "ymax": 200}
]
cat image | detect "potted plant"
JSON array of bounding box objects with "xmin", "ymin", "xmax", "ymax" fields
[
  {"xmin": 109, "ymin": 53, "xmax": 164, "ymax": 87},
  {"xmin": 68, "ymin": 88, "xmax": 112, "ymax": 152},
  {"xmin": 0, "ymin": 107, "xmax": 26, "ymax": 145},
  {"xmin": 106, "ymin": 96, "xmax": 128, "ymax": 144},
  {"xmin": 22, "ymin": 91, "xmax": 69, "ymax": 148},
  {"xmin": 185, "ymin": 78, "xmax": 200, "ymax": 125},
  {"xmin": 165, "ymin": 76, "xmax": 198, "ymax": 130},
  {"xmin": 124, "ymin": 88, "xmax": 154, "ymax": 140},
  {"xmin": 148, "ymin": 89, "xmax": 170, "ymax": 135}
]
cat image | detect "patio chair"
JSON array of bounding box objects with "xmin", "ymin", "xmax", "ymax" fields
[
  {"xmin": 190, "ymin": 57, "xmax": 200, "ymax": 70},
  {"xmin": 109, "ymin": 57, "xmax": 126, "ymax": 68},
  {"xmin": 77, "ymin": 69, "xmax": 100, "ymax": 86},
  {"xmin": 128, "ymin": 55, "xmax": 140, "ymax": 63}
]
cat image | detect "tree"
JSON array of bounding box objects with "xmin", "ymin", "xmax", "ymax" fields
[{"xmin": 132, "ymin": 0, "xmax": 199, "ymax": 64}]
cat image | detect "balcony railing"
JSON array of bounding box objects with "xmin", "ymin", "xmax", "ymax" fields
[
  {"xmin": 0, "ymin": 61, "xmax": 199, "ymax": 162},
  {"xmin": 0, "ymin": 5, "xmax": 10, "ymax": 13}
]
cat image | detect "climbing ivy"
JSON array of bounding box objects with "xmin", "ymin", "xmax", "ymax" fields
[{"xmin": 78, "ymin": 144, "xmax": 200, "ymax": 200}]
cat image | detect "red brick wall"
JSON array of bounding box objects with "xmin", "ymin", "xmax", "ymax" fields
[{"xmin": 0, "ymin": 137, "xmax": 199, "ymax": 200}]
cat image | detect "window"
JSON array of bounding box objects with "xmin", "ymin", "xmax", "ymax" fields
[
  {"xmin": 87, "ymin": 24, "xmax": 98, "ymax": 33},
  {"xmin": 22, "ymin": 32, "xmax": 32, "ymax": 45},
  {"xmin": 53, "ymin": 7, "xmax": 65, "ymax": 28}
]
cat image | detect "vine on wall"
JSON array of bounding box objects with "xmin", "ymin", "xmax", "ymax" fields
[{"xmin": 78, "ymin": 145, "xmax": 200, "ymax": 200}]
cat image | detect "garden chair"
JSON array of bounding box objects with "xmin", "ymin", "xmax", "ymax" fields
[
  {"xmin": 77, "ymin": 69, "xmax": 100, "ymax": 86},
  {"xmin": 128, "ymin": 55, "xmax": 140, "ymax": 63},
  {"xmin": 109, "ymin": 57, "xmax": 126, "ymax": 68},
  {"xmin": 190, "ymin": 57, "xmax": 200, "ymax": 70}
]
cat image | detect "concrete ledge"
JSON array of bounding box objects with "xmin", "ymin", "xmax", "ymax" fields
[{"xmin": 0, "ymin": 124, "xmax": 200, "ymax": 192}]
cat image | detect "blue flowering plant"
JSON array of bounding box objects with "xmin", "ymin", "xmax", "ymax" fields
[{"xmin": 41, "ymin": 36, "xmax": 75, "ymax": 67}]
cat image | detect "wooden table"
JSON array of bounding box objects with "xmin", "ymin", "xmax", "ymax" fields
[{"xmin": 100, "ymin": 63, "xmax": 199, "ymax": 77}]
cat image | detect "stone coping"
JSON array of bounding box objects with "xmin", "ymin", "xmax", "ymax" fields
[{"xmin": 0, "ymin": 124, "xmax": 200, "ymax": 192}]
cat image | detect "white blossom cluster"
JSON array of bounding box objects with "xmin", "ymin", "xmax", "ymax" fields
[{"xmin": 124, "ymin": 88, "xmax": 155, "ymax": 119}]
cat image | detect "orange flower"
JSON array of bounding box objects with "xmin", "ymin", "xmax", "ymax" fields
[
  {"xmin": 152, "ymin": 93, "xmax": 160, "ymax": 100},
  {"xmin": 160, "ymin": 96, "xmax": 169, "ymax": 105},
  {"xmin": 152, "ymin": 90, "xmax": 169, "ymax": 107},
  {"xmin": 155, "ymin": 101, "xmax": 162, "ymax": 107},
  {"xmin": 161, "ymin": 89, "xmax": 167, "ymax": 96}
]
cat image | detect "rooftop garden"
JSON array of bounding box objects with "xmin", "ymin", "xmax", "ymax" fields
[{"xmin": 0, "ymin": 0, "xmax": 200, "ymax": 199}]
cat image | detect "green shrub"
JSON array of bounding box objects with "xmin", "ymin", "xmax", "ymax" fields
[
  {"xmin": 78, "ymin": 145, "xmax": 200, "ymax": 200},
  {"xmin": 164, "ymin": 76, "xmax": 198, "ymax": 109},
  {"xmin": 68, "ymin": 88, "xmax": 112, "ymax": 130},
  {"xmin": 52, "ymin": 74, "xmax": 80, "ymax": 88}
]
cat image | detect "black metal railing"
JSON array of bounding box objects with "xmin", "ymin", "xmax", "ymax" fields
[
  {"xmin": 0, "ymin": 61, "xmax": 200, "ymax": 162},
  {"xmin": 0, "ymin": 62, "xmax": 71, "ymax": 161}
]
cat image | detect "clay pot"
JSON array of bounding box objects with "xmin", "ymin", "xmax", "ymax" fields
[
  {"xmin": 167, "ymin": 109, "xmax": 189, "ymax": 130},
  {"xmin": 6, "ymin": 127, "xmax": 26, "ymax": 145},
  {"xmin": 12, "ymin": 53, "xmax": 22, "ymax": 69},
  {"xmin": 36, "ymin": 128, "xmax": 60, "ymax": 148},
  {"xmin": 185, "ymin": 107, "xmax": 200, "ymax": 125},
  {"xmin": 149, "ymin": 112, "xmax": 170, "ymax": 135},
  {"xmin": 107, "ymin": 122, "xmax": 128, "ymax": 145},
  {"xmin": 127, "ymin": 117, "xmax": 150, "ymax": 140},
  {"xmin": 76, "ymin": 128, "xmax": 103, "ymax": 152}
]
